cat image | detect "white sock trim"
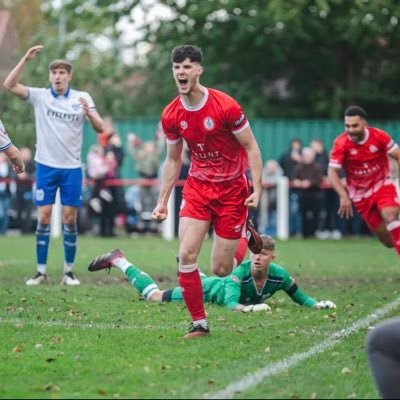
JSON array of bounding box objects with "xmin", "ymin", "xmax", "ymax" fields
[
  {"xmin": 179, "ymin": 263, "xmax": 198, "ymax": 273},
  {"xmin": 64, "ymin": 262, "xmax": 73, "ymax": 273},
  {"xmin": 113, "ymin": 258, "xmax": 131, "ymax": 273},
  {"xmin": 193, "ymin": 318, "xmax": 208, "ymax": 328},
  {"xmin": 37, "ymin": 264, "xmax": 46, "ymax": 274},
  {"xmin": 387, "ymin": 220, "xmax": 400, "ymax": 231},
  {"xmin": 142, "ymin": 284, "xmax": 160, "ymax": 300}
]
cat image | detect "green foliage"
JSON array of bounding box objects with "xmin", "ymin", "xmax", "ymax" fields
[
  {"xmin": 142, "ymin": 0, "xmax": 400, "ymax": 118},
  {"xmin": 2, "ymin": 0, "xmax": 400, "ymax": 149}
]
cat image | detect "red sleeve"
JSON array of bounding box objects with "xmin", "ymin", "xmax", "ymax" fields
[
  {"xmin": 223, "ymin": 97, "xmax": 249, "ymax": 134},
  {"xmin": 161, "ymin": 106, "xmax": 181, "ymax": 144},
  {"xmin": 329, "ymin": 136, "xmax": 345, "ymax": 169},
  {"xmin": 377, "ymin": 129, "xmax": 398, "ymax": 154}
]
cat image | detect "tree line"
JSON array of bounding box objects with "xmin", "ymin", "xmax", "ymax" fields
[{"xmin": 1, "ymin": 0, "xmax": 400, "ymax": 147}]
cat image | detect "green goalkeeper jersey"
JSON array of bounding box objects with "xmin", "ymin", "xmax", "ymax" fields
[{"xmin": 168, "ymin": 260, "xmax": 317, "ymax": 309}]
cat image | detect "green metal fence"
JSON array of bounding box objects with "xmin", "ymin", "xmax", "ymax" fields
[{"xmin": 83, "ymin": 118, "xmax": 400, "ymax": 179}]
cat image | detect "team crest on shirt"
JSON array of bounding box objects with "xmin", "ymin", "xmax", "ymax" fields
[
  {"xmin": 369, "ymin": 145, "xmax": 378, "ymax": 153},
  {"xmin": 350, "ymin": 149, "xmax": 358, "ymax": 155},
  {"xmin": 203, "ymin": 117, "xmax": 215, "ymax": 131},
  {"xmin": 36, "ymin": 189, "xmax": 45, "ymax": 201},
  {"xmin": 72, "ymin": 103, "xmax": 81, "ymax": 111},
  {"xmin": 180, "ymin": 120, "xmax": 188, "ymax": 130},
  {"xmin": 234, "ymin": 224, "xmax": 242, "ymax": 233}
]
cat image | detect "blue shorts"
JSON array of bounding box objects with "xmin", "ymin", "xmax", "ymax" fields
[{"xmin": 35, "ymin": 163, "xmax": 83, "ymax": 207}]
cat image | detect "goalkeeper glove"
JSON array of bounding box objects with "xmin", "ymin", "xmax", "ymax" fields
[
  {"xmin": 242, "ymin": 303, "xmax": 271, "ymax": 313},
  {"xmin": 252, "ymin": 303, "xmax": 271, "ymax": 312}
]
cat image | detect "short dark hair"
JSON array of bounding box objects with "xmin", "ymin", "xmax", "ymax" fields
[
  {"xmin": 48, "ymin": 59, "xmax": 73, "ymax": 73},
  {"xmin": 344, "ymin": 105, "xmax": 367, "ymax": 119},
  {"xmin": 171, "ymin": 45, "xmax": 203, "ymax": 64}
]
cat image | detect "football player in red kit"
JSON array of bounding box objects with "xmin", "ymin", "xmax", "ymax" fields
[
  {"xmin": 328, "ymin": 105, "xmax": 400, "ymax": 256},
  {"xmin": 152, "ymin": 45, "xmax": 263, "ymax": 338}
]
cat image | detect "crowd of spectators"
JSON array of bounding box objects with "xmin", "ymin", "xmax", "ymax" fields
[{"xmin": 0, "ymin": 128, "xmax": 379, "ymax": 240}]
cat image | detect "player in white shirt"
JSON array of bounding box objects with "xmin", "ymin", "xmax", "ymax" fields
[
  {"xmin": 0, "ymin": 119, "xmax": 25, "ymax": 175},
  {"xmin": 3, "ymin": 45, "xmax": 104, "ymax": 286}
]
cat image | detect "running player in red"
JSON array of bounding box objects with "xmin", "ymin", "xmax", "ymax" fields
[
  {"xmin": 328, "ymin": 105, "xmax": 400, "ymax": 255},
  {"xmin": 152, "ymin": 45, "xmax": 263, "ymax": 338}
]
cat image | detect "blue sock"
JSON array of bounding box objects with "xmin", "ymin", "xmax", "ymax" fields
[
  {"xmin": 36, "ymin": 223, "xmax": 50, "ymax": 266},
  {"xmin": 63, "ymin": 223, "xmax": 77, "ymax": 270}
]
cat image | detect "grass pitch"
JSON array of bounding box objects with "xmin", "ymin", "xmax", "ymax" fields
[{"xmin": 0, "ymin": 235, "xmax": 398, "ymax": 399}]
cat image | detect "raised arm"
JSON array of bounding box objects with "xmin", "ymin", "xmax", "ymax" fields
[
  {"xmin": 235, "ymin": 126, "xmax": 263, "ymax": 209},
  {"xmin": 3, "ymin": 45, "xmax": 43, "ymax": 99}
]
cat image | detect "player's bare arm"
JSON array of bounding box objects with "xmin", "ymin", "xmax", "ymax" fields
[
  {"xmin": 328, "ymin": 166, "xmax": 353, "ymax": 218},
  {"xmin": 5, "ymin": 145, "xmax": 25, "ymax": 174},
  {"xmin": 389, "ymin": 147, "xmax": 400, "ymax": 166},
  {"xmin": 235, "ymin": 126, "xmax": 263, "ymax": 208},
  {"xmin": 3, "ymin": 45, "xmax": 43, "ymax": 99},
  {"xmin": 79, "ymin": 97, "xmax": 104, "ymax": 133},
  {"xmin": 152, "ymin": 140, "xmax": 183, "ymax": 221}
]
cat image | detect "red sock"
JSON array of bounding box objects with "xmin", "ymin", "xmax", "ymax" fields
[
  {"xmin": 234, "ymin": 237, "xmax": 248, "ymax": 267},
  {"xmin": 387, "ymin": 221, "xmax": 400, "ymax": 256},
  {"xmin": 178, "ymin": 267, "xmax": 206, "ymax": 322}
]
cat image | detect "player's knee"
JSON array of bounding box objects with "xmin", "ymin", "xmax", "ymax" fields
[
  {"xmin": 179, "ymin": 249, "xmax": 198, "ymax": 265},
  {"xmin": 212, "ymin": 262, "xmax": 232, "ymax": 277}
]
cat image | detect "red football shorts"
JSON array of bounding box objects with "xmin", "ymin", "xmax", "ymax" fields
[
  {"xmin": 354, "ymin": 183, "xmax": 400, "ymax": 231},
  {"xmin": 180, "ymin": 174, "xmax": 250, "ymax": 239}
]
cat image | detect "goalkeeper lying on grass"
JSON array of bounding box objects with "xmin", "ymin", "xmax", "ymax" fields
[{"xmin": 88, "ymin": 234, "xmax": 336, "ymax": 312}]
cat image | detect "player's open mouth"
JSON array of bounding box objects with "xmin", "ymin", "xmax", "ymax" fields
[{"xmin": 178, "ymin": 79, "xmax": 188, "ymax": 89}]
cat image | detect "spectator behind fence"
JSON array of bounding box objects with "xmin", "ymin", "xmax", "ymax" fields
[
  {"xmin": 0, "ymin": 152, "xmax": 13, "ymax": 234},
  {"xmin": 262, "ymin": 160, "xmax": 283, "ymax": 236},
  {"xmin": 128, "ymin": 126, "xmax": 165, "ymax": 231},
  {"xmin": 86, "ymin": 144, "xmax": 119, "ymax": 237},
  {"xmin": 15, "ymin": 147, "xmax": 35, "ymax": 233},
  {"xmin": 278, "ymin": 138, "xmax": 302, "ymax": 236},
  {"xmin": 103, "ymin": 122, "xmax": 126, "ymax": 218},
  {"xmin": 310, "ymin": 138, "xmax": 342, "ymax": 240},
  {"xmin": 100, "ymin": 150, "xmax": 119, "ymax": 237},
  {"xmin": 292, "ymin": 147, "xmax": 324, "ymax": 238},
  {"xmin": 174, "ymin": 146, "xmax": 191, "ymax": 236}
]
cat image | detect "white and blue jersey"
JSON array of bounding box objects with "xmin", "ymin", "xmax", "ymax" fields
[
  {"xmin": 25, "ymin": 86, "xmax": 96, "ymax": 169},
  {"xmin": 25, "ymin": 86, "xmax": 97, "ymax": 206},
  {"xmin": 0, "ymin": 119, "xmax": 12, "ymax": 152}
]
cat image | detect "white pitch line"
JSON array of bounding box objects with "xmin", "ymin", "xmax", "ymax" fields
[
  {"xmin": 208, "ymin": 296, "xmax": 400, "ymax": 399},
  {"xmin": 0, "ymin": 317, "xmax": 236, "ymax": 332},
  {"xmin": 0, "ymin": 317, "xmax": 185, "ymax": 331}
]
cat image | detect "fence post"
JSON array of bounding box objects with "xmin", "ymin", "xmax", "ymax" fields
[
  {"xmin": 162, "ymin": 187, "xmax": 175, "ymax": 241},
  {"xmin": 51, "ymin": 189, "xmax": 62, "ymax": 238},
  {"xmin": 276, "ymin": 176, "xmax": 289, "ymax": 240}
]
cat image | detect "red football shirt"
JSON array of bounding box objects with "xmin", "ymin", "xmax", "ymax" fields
[
  {"xmin": 162, "ymin": 87, "xmax": 250, "ymax": 182},
  {"xmin": 329, "ymin": 127, "xmax": 398, "ymax": 201}
]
